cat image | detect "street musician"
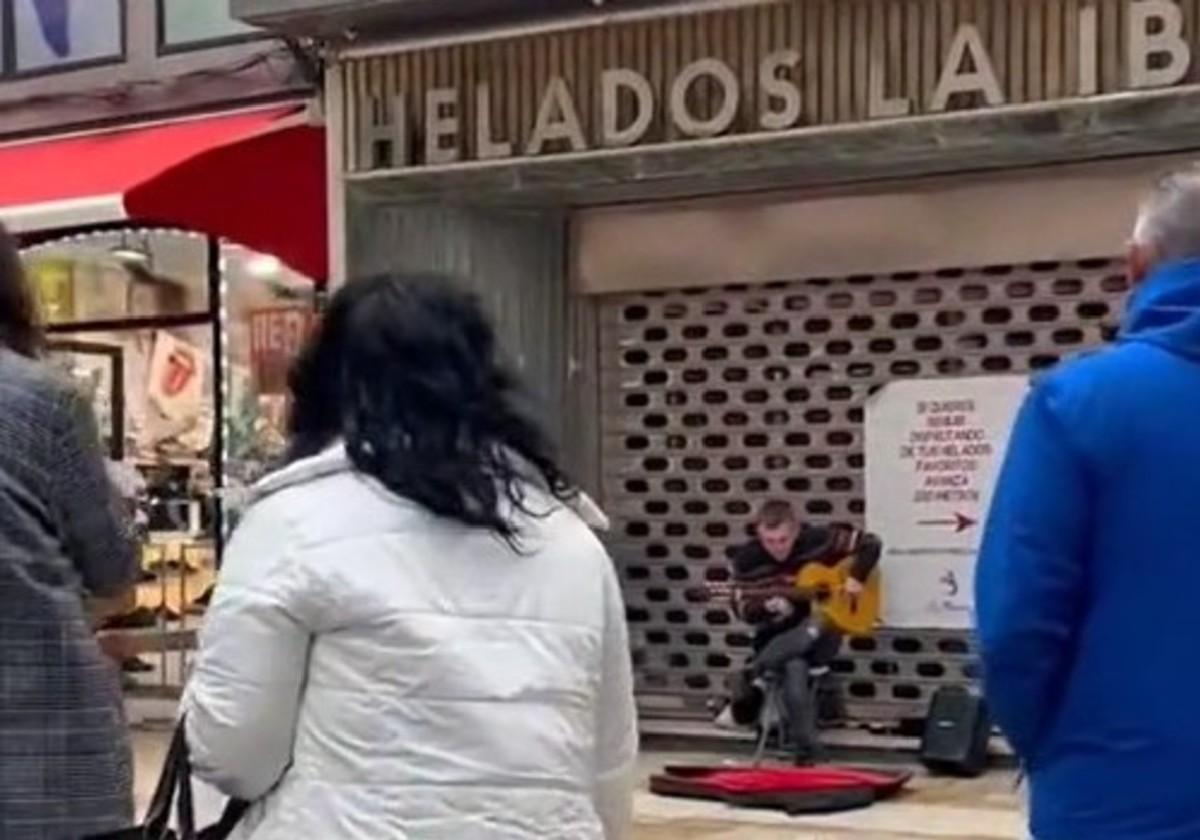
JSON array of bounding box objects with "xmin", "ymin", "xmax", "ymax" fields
[{"xmin": 720, "ymin": 500, "xmax": 882, "ymax": 763}]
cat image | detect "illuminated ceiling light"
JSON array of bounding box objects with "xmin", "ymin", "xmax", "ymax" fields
[
  {"xmin": 110, "ymin": 231, "xmax": 152, "ymax": 266},
  {"xmin": 110, "ymin": 246, "xmax": 149, "ymax": 264}
]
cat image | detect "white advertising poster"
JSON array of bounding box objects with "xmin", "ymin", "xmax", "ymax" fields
[{"xmin": 865, "ymin": 376, "xmax": 1028, "ymax": 629}]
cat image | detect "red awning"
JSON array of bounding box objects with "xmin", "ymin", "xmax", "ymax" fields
[{"xmin": 0, "ymin": 105, "xmax": 327, "ymax": 282}]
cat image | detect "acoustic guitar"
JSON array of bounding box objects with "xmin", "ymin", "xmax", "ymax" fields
[{"xmin": 685, "ymin": 557, "xmax": 881, "ymax": 637}]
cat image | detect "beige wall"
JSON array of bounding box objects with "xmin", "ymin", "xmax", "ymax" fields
[{"xmin": 570, "ymin": 153, "xmax": 1198, "ymax": 294}]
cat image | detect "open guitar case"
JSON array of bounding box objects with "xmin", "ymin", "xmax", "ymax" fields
[{"xmin": 649, "ymin": 764, "xmax": 911, "ymax": 815}]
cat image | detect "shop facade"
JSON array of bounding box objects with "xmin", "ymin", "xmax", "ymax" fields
[
  {"xmin": 0, "ymin": 1, "xmax": 323, "ymax": 707},
  {"xmin": 246, "ymin": 0, "xmax": 1200, "ymax": 726}
]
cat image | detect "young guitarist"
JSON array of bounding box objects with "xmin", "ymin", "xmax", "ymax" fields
[{"xmin": 722, "ymin": 500, "xmax": 882, "ymax": 763}]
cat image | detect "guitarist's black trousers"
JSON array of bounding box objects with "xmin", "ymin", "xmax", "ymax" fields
[{"xmin": 731, "ymin": 621, "xmax": 842, "ymax": 758}]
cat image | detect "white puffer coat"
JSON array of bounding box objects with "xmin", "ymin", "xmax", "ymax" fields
[{"xmin": 183, "ymin": 446, "xmax": 637, "ymax": 839}]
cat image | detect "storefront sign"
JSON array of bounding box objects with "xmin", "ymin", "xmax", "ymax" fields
[
  {"xmin": 348, "ymin": 0, "xmax": 1200, "ymax": 172},
  {"xmin": 865, "ymin": 376, "xmax": 1027, "ymax": 629},
  {"xmin": 250, "ymin": 307, "xmax": 314, "ymax": 394}
]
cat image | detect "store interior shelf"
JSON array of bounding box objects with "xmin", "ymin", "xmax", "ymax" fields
[{"xmin": 101, "ymin": 627, "xmax": 198, "ymax": 657}]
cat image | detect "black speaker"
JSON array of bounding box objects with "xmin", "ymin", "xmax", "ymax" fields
[{"xmin": 920, "ymin": 686, "xmax": 991, "ymax": 777}]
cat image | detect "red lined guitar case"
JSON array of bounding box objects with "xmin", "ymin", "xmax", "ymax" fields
[{"xmin": 649, "ymin": 764, "xmax": 911, "ymax": 815}]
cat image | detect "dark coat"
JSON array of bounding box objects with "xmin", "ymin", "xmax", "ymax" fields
[
  {"xmin": 0, "ymin": 349, "xmax": 137, "ymax": 839},
  {"xmin": 978, "ymin": 259, "xmax": 1200, "ymax": 840}
]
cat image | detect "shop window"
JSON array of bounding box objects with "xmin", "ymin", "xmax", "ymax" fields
[
  {"xmin": 48, "ymin": 322, "xmax": 213, "ymax": 463},
  {"xmin": 24, "ymin": 229, "xmax": 316, "ymax": 701},
  {"xmin": 25, "ymin": 230, "xmax": 210, "ymax": 325},
  {"xmin": 23, "ymin": 229, "xmax": 317, "ymax": 534},
  {"xmin": 157, "ymin": 0, "xmax": 261, "ymax": 51},
  {"xmin": 223, "ymin": 242, "xmax": 314, "ymax": 484},
  {"xmin": 6, "ymin": 0, "xmax": 124, "ymax": 76}
]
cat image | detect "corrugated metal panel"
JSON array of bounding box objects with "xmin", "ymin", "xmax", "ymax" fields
[
  {"xmin": 598, "ymin": 257, "xmax": 1127, "ymax": 722},
  {"xmin": 344, "ymin": 203, "xmax": 571, "ymax": 447},
  {"xmin": 342, "ymin": 0, "xmax": 1195, "ymax": 172}
]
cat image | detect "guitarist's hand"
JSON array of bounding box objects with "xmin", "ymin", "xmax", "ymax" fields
[
  {"xmin": 842, "ymin": 577, "xmax": 864, "ymax": 597},
  {"xmin": 764, "ymin": 596, "xmax": 795, "ymax": 619}
]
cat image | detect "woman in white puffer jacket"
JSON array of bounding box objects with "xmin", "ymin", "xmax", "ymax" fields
[{"xmin": 183, "ymin": 274, "xmax": 637, "ymax": 840}]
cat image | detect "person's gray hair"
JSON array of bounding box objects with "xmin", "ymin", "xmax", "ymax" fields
[{"xmin": 1133, "ymin": 166, "xmax": 1200, "ymax": 262}]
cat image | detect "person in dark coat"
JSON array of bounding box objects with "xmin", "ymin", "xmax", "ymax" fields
[
  {"xmin": 977, "ymin": 167, "xmax": 1200, "ymax": 840},
  {"xmin": 0, "ymin": 222, "xmax": 138, "ymax": 839}
]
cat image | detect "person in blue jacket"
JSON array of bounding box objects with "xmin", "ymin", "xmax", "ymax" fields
[{"xmin": 977, "ymin": 167, "xmax": 1200, "ymax": 840}]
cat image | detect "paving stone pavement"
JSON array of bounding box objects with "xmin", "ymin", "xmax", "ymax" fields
[
  {"xmin": 632, "ymin": 752, "xmax": 1023, "ymax": 840},
  {"xmin": 132, "ymin": 730, "xmax": 1024, "ymax": 839}
]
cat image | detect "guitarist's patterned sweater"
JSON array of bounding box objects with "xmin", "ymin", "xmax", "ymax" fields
[{"xmin": 726, "ymin": 507, "xmax": 882, "ymax": 763}]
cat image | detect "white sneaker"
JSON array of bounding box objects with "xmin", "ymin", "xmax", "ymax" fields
[{"xmin": 714, "ymin": 704, "xmax": 741, "ymax": 731}]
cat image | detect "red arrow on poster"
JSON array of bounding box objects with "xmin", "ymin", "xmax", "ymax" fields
[{"xmin": 917, "ymin": 513, "xmax": 977, "ymax": 533}]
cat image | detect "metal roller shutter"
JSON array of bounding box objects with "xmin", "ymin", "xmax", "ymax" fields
[{"xmin": 599, "ymin": 257, "xmax": 1128, "ymax": 724}]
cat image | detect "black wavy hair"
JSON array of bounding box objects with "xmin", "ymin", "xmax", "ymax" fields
[
  {"xmin": 287, "ymin": 273, "xmax": 575, "ymax": 545},
  {"xmin": 0, "ymin": 222, "xmax": 44, "ymax": 359}
]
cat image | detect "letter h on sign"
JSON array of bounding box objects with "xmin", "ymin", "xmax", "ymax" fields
[{"xmin": 358, "ymin": 95, "xmax": 409, "ymax": 170}]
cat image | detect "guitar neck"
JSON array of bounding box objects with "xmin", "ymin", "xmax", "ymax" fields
[{"xmin": 714, "ymin": 583, "xmax": 820, "ymax": 599}]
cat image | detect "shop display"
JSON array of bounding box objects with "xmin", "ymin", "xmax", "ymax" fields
[
  {"xmin": 147, "ymin": 331, "xmax": 206, "ymax": 425},
  {"xmin": 122, "ymin": 657, "xmax": 155, "ymax": 675},
  {"xmin": 186, "ymin": 584, "xmax": 214, "ymax": 616},
  {"xmin": 47, "ymin": 341, "xmax": 124, "ymax": 458},
  {"xmin": 225, "ymin": 365, "xmax": 288, "ymax": 487},
  {"xmin": 22, "ymin": 229, "xmax": 316, "ymax": 698}
]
